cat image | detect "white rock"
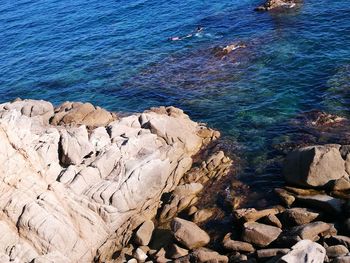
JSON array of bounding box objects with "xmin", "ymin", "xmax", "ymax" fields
[{"xmin": 279, "ymin": 240, "xmax": 326, "ymax": 263}]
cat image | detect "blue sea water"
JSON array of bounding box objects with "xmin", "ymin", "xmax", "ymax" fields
[{"xmin": 1, "ymin": 0, "xmax": 350, "ymax": 203}]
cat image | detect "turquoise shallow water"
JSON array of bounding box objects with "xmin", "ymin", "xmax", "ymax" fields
[{"xmin": 1, "ymin": 0, "xmax": 350, "ymax": 203}]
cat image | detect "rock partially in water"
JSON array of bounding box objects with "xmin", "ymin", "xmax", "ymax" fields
[
  {"xmin": 255, "ymin": 0, "xmax": 301, "ymax": 11},
  {"xmin": 159, "ymin": 183, "xmax": 203, "ymax": 223},
  {"xmin": 284, "ymin": 144, "xmax": 345, "ymax": 188},
  {"xmin": 0, "ymin": 99, "xmax": 220, "ymax": 262},
  {"xmin": 171, "ymin": 217, "xmax": 210, "ymax": 249}
]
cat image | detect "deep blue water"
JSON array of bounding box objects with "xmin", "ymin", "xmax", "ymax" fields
[{"xmin": 1, "ymin": 0, "xmax": 350, "ymax": 203}]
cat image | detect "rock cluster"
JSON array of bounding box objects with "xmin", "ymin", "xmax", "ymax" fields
[
  {"xmin": 0, "ymin": 99, "xmax": 231, "ymax": 263},
  {"xmin": 120, "ymin": 142, "xmax": 350, "ymax": 263}
]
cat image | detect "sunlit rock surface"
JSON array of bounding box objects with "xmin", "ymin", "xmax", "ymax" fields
[{"xmin": 0, "ymin": 99, "xmax": 220, "ymax": 263}]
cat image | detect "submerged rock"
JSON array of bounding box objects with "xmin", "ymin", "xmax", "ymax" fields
[{"xmin": 0, "ymin": 100, "xmax": 221, "ymax": 262}]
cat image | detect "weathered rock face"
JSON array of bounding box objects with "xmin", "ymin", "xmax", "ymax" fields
[
  {"xmin": 284, "ymin": 145, "xmax": 345, "ymax": 188},
  {"xmin": 0, "ymin": 100, "xmax": 221, "ymax": 262}
]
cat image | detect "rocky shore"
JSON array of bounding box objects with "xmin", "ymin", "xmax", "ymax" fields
[{"xmin": 0, "ymin": 99, "xmax": 349, "ymax": 263}]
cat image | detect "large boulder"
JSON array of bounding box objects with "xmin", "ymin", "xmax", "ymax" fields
[
  {"xmin": 0, "ymin": 100, "xmax": 220, "ymax": 262},
  {"xmin": 284, "ymin": 145, "xmax": 345, "ymax": 188},
  {"xmin": 171, "ymin": 217, "xmax": 210, "ymax": 249}
]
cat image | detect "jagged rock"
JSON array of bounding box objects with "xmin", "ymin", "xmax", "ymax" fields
[
  {"xmin": 222, "ymin": 233, "xmax": 255, "ymax": 252},
  {"xmin": 167, "ymin": 244, "xmax": 189, "ymax": 259},
  {"xmin": 171, "ymin": 217, "xmax": 210, "ymax": 249},
  {"xmin": 193, "ymin": 208, "xmax": 215, "ymax": 224},
  {"xmin": 256, "ymin": 248, "xmax": 290, "ymax": 259},
  {"xmin": 159, "ymin": 183, "xmax": 203, "ymax": 223},
  {"xmin": 282, "ymin": 208, "xmax": 319, "ymax": 226},
  {"xmin": 326, "ymin": 245, "xmax": 349, "ymax": 258},
  {"xmin": 181, "ymin": 151, "xmax": 232, "ymax": 184},
  {"xmin": 242, "ymin": 222, "xmax": 282, "ymax": 247},
  {"xmin": 0, "ymin": 100, "xmax": 220, "ymax": 262},
  {"xmin": 51, "ymin": 101, "xmax": 116, "ymax": 127},
  {"xmin": 279, "ymin": 240, "xmax": 325, "ymax": 263},
  {"xmin": 234, "ymin": 207, "xmax": 282, "ymax": 222},
  {"xmin": 255, "ymin": 0, "xmax": 301, "ymax": 11},
  {"xmin": 297, "ymin": 194, "xmax": 344, "ymax": 214},
  {"xmin": 261, "ymin": 214, "xmax": 282, "ymax": 228},
  {"xmin": 191, "ymin": 248, "xmax": 229, "ymax": 263},
  {"xmin": 59, "ymin": 125, "xmax": 94, "ymax": 165},
  {"xmin": 0, "ymin": 99, "xmax": 54, "ymax": 125},
  {"xmin": 284, "ymin": 145, "xmax": 345, "ymax": 188},
  {"xmin": 289, "ymin": 221, "xmax": 333, "ymax": 241},
  {"xmin": 134, "ymin": 220, "xmax": 155, "ymax": 246}
]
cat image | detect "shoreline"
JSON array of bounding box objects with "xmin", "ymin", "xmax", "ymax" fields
[{"xmin": 0, "ymin": 98, "xmax": 349, "ymax": 262}]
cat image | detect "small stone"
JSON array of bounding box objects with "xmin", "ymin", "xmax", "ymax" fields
[
  {"xmin": 230, "ymin": 253, "xmax": 248, "ymax": 262},
  {"xmin": 135, "ymin": 220, "xmax": 155, "ymax": 246},
  {"xmin": 261, "ymin": 214, "xmax": 282, "ymax": 228},
  {"xmin": 167, "ymin": 244, "xmax": 188, "ymax": 259},
  {"xmin": 279, "ymin": 240, "xmax": 326, "ymax": 263},
  {"xmin": 127, "ymin": 259, "xmax": 137, "ymax": 263},
  {"xmin": 234, "ymin": 207, "xmax": 281, "ymax": 222},
  {"xmin": 326, "ymin": 245, "xmax": 349, "ymax": 258},
  {"xmin": 275, "ymin": 188, "xmax": 295, "ymax": 207},
  {"xmin": 282, "ymin": 208, "xmax": 319, "ymax": 226},
  {"xmin": 256, "ymin": 248, "xmax": 290, "ymax": 259},
  {"xmin": 134, "ymin": 248, "xmax": 148, "ymax": 262},
  {"xmin": 290, "ymin": 221, "xmax": 332, "ymax": 241},
  {"xmin": 193, "ymin": 208, "xmax": 214, "ymax": 223},
  {"xmin": 171, "ymin": 217, "xmax": 210, "ymax": 249},
  {"xmin": 222, "ymin": 233, "xmax": 255, "ymax": 252},
  {"xmin": 242, "ymin": 222, "xmax": 282, "ymax": 247},
  {"xmin": 191, "ymin": 248, "xmax": 228, "ymax": 263},
  {"xmin": 187, "ymin": 206, "xmax": 198, "ymax": 216}
]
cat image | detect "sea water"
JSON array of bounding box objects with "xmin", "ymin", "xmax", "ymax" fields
[{"xmin": 1, "ymin": 0, "xmax": 350, "ymax": 204}]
